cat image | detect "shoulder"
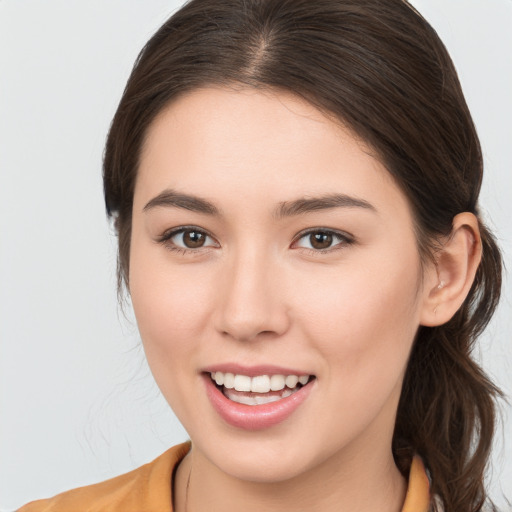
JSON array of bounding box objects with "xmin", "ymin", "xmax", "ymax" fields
[{"xmin": 17, "ymin": 442, "xmax": 191, "ymax": 512}]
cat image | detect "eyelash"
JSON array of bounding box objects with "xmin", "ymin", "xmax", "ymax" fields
[
  {"xmin": 157, "ymin": 226, "xmax": 354, "ymax": 255},
  {"xmin": 157, "ymin": 226, "xmax": 217, "ymax": 255},
  {"xmin": 291, "ymin": 228, "xmax": 354, "ymax": 254}
]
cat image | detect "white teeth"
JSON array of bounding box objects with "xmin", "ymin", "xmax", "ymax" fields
[
  {"xmin": 285, "ymin": 375, "xmax": 299, "ymax": 388},
  {"xmin": 223, "ymin": 373, "xmax": 235, "ymax": 389},
  {"xmin": 211, "ymin": 372, "xmax": 311, "ymax": 393},
  {"xmin": 255, "ymin": 394, "xmax": 281, "ymax": 405},
  {"xmin": 270, "ymin": 374, "xmax": 285, "ymax": 391},
  {"xmin": 224, "ymin": 387, "xmax": 295, "ymax": 406},
  {"xmin": 251, "ymin": 375, "xmax": 271, "ymax": 393},
  {"xmin": 232, "ymin": 394, "xmax": 259, "ymax": 406},
  {"xmin": 233, "ymin": 374, "xmax": 252, "ymax": 392}
]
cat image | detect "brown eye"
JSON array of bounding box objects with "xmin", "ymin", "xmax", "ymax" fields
[
  {"xmin": 162, "ymin": 227, "xmax": 217, "ymax": 251},
  {"xmin": 182, "ymin": 230, "xmax": 206, "ymax": 248},
  {"xmin": 293, "ymin": 229, "xmax": 352, "ymax": 252},
  {"xmin": 309, "ymin": 232, "xmax": 333, "ymax": 250}
]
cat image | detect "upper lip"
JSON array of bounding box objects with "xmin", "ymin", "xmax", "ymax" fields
[{"xmin": 201, "ymin": 363, "xmax": 313, "ymax": 377}]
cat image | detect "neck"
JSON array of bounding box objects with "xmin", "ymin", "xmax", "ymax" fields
[{"xmin": 174, "ymin": 441, "xmax": 407, "ymax": 512}]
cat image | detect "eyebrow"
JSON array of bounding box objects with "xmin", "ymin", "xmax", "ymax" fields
[
  {"xmin": 274, "ymin": 194, "xmax": 376, "ymax": 219},
  {"xmin": 143, "ymin": 189, "xmax": 376, "ymax": 217},
  {"xmin": 143, "ymin": 190, "xmax": 220, "ymax": 215}
]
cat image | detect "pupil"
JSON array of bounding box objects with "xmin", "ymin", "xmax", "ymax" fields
[
  {"xmin": 311, "ymin": 232, "xmax": 332, "ymax": 249},
  {"xmin": 184, "ymin": 230, "xmax": 205, "ymax": 248}
]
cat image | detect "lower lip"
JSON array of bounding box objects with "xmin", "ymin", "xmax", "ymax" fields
[{"xmin": 203, "ymin": 374, "xmax": 314, "ymax": 430}]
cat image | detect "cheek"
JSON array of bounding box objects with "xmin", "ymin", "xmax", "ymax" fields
[
  {"xmin": 288, "ymin": 251, "xmax": 423, "ymax": 446},
  {"xmin": 293, "ymin": 248, "xmax": 422, "ymax": 382},
  {"xmin": 128, "ymin": 255, "xmax": 220, "ymax": 422},
  {"xmin": 128, "ymin": 232, "xmax": 217, "ymax": 376},
  {"xmin": 130, "ymin": 267, "xmax": 214, "ymax": 353}
]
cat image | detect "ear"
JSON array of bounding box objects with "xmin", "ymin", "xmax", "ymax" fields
[{"xmin": 420, "ymin": 212, "xmax": 482, "ymax": 327}]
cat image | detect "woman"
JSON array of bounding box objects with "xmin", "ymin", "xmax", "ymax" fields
[{"xmin": 18, "ymin": 0, "xmax": 505, "ymax": 511}]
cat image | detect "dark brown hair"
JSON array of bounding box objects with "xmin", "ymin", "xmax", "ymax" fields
[{"xmin": 103, "ymin": 0, "xmax": 504, "ymax": 509}]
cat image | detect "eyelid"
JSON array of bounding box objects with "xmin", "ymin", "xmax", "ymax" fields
[
  {"xmin": 291, "ymin": 227, "xmax": 354, "ymax": 252},
  {"xmin": 157, "ymin": 225, "xmax": 219, "ymax": 252},
  {"xmin": 156, "ymin": 225, "xmax": 354, "ymax": 254}
]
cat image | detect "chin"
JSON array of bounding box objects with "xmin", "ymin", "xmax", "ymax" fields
[
  {"xmin": 213, "ymin": 448, "xmax": 315, "ymax": 484},
  {"xmin": 189, "ymin": 425, "xmax": 335, "ymax": 485}
]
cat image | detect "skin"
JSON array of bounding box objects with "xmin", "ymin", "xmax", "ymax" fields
[{"xmin": 129, "ymin": 87, "xmax": 481, "ymax": 512}]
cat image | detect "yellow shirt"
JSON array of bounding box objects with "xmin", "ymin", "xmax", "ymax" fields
[{"xmin": 19, "ymin": 443, "xmax": 430, "ymax": 511}]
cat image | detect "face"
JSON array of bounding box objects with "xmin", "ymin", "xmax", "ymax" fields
[{"xmin": 130, "ymin": 87, "xmax": 433, "ymax": 483}]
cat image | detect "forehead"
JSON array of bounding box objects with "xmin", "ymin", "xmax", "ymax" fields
[{"xmin": 135, "ymin": 87, "xmax": 410, "ymax": 221}]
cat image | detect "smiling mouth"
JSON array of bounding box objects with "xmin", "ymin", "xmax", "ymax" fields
[{"xmin": 209, "ymin": 372, "xmax": 315, "ymax": 406}]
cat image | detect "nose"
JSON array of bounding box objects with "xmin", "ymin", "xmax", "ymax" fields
[{"xmin": 213, "ymin": 249, "xmax": 290, "ymax": 342}]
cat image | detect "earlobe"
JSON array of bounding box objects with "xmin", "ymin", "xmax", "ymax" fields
[{"xmin": 420, "ymin": 212, "xmax": 482, "ymax": 327}]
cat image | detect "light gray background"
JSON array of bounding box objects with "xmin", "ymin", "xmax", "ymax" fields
[{"xmin": 0, "ymin": 1, "xmax": 510, "ymax": 510}]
